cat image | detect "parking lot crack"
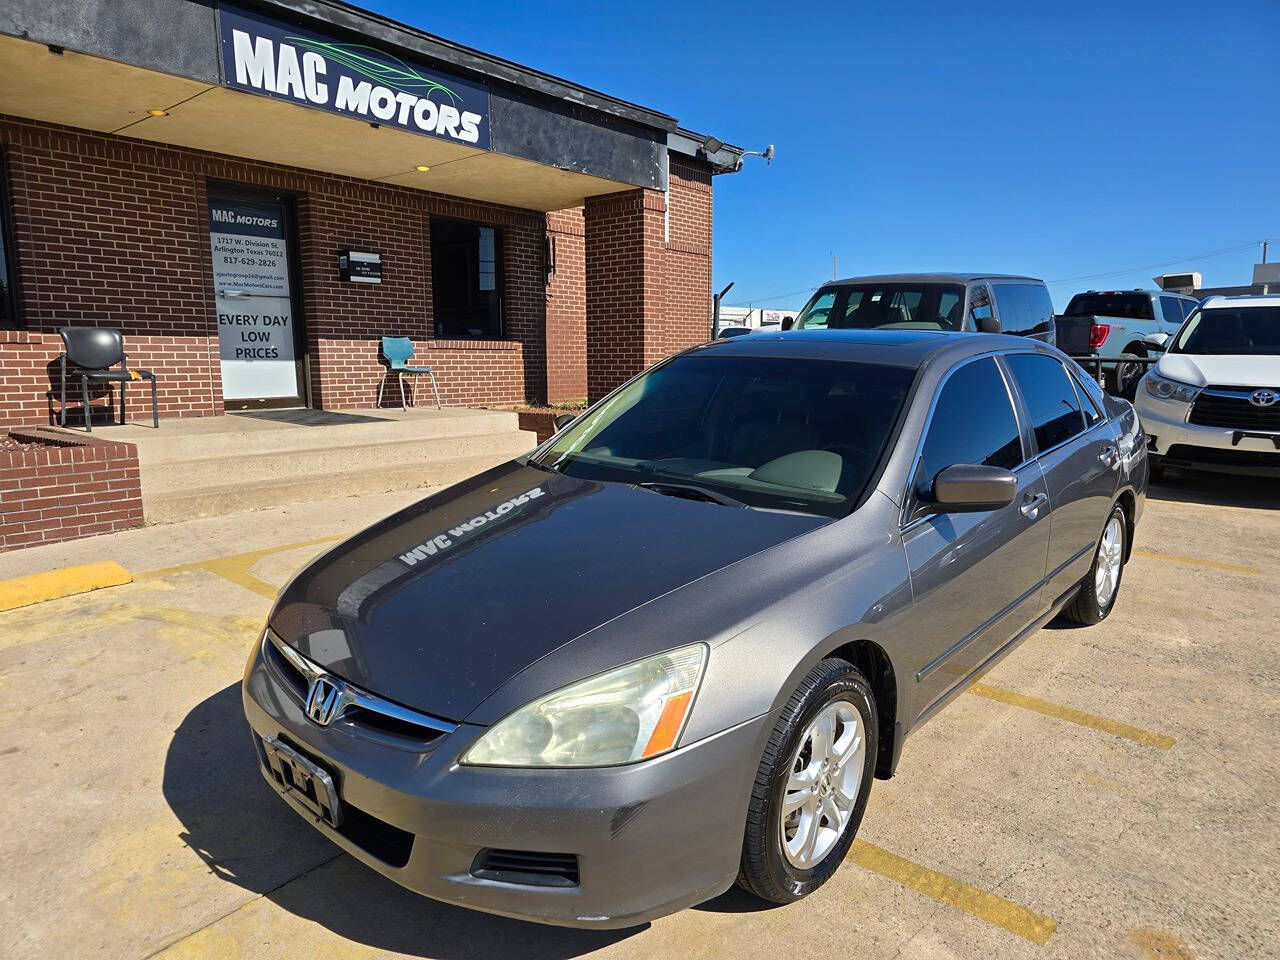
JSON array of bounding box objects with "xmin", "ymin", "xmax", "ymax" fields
[{"xmin": 139, "ymin": 850, "xmax": 345, "ymax": 960}]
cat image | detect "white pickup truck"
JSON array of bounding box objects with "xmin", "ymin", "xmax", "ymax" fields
[{"xmin": 1060, "ymin": 289, "xmax": 1200, "ymax": 397}]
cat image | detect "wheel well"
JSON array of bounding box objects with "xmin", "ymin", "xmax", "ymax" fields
[
  {"xmin": 829, "ymin": 639, "xmax": 897, "ymax": 779},
  {"xmin": 1116, "ymin": 490, "xmax": 1136, "ymax": 561}
]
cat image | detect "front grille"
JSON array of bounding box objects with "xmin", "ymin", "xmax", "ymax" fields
[
  {"xmin": 1165, "ymin": 444, "xmax": 1280, "ymax": 468},
  {"xmin": 262, "ymin": 630, "xmax": 453, "ymax": 747},
  {"xmin": 471, "ymin": 848, "xmax": 581, "ymax": 887},
  {"xmin": 1189, "ymin": 387, "xmax": 1280, "ymax": 430}
]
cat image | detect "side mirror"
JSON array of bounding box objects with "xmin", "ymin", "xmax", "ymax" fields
[
  {"xmin": 553, "ymin": 414, "xmax": 577, "ymax": 431},
  {"xmin": 931, "ymin": 464, "xmax": 1017, "ymax": 512},
  {"xmin": 976, "ymin": 315, "xmax": 1001, "ymax": 334},
  {"xmin": 781, "ymin": 317, "xmax": 795, "ymax": 331}
]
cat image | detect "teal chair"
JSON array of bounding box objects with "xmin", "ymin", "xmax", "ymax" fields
[{"xmin": 377, "ymin": 337, "xmax": 442, "ymax": 409}]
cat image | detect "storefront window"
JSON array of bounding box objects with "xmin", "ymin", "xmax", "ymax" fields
[
  {"xmin": 0, "ymin": 152, "xmax": 19, "ymax": 329},
  {"xmin": 431, "ymin": 216, "xmax": 503, "ymax": 339}
]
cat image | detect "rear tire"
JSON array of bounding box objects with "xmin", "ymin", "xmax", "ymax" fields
[
  {"xmin": 1060, "ymin": 504, "xmax": 1127, "ymax": 626},
  {"xmin": 1106, "ymin": 353, "xmax": 1144, "ymax": 400},
  {"xmin": 737, "ymin": 659, "xmax": 877, "ymax": 905}
]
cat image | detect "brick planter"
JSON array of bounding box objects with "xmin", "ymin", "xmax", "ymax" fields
[
  {"xmin": 0, "ymin": 429, "xmax": 143, "ymax": 552},
  {"xmin": 515, "ymin": 408, "xmax": 586, "ymax": 444}
]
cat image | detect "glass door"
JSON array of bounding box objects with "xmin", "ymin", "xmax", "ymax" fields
[{"xmin": 208, "ymin": 189, "xmax": 307, "ymax": 408}]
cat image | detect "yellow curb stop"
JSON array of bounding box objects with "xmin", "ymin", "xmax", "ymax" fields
[{"xmin": 0, "ymin": 560, "xmax": 133, "ymax": 613}]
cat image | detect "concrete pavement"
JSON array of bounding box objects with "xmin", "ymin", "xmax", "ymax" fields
[{"xmin": 1, "ymin": 473, "xmax": 1276, "ymax": 960}]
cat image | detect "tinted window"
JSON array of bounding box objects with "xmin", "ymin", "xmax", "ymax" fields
[
  {"xmin": 991, "ymin": 283, "xmax": 1054, "ymax": 338},
  {"xmin": 968, "ymin": 284, "xmax": 992, "ymax": 327},
  {"xmin": 796, "ymin": 283, "xmax": 966, "ymax": 331},
  {"xmin": 1159, "ymin": 295, "xmax": 1188, "ymax": 326},
  {"xmin": 536, "ymin": 355, "xmax": 916, "ymax": 517},
  {"xmin": 431, "ymin": 217, "xmax": 504, "ymax": 339},
  {"xmin": 1063, "ymin": 293, "xmax": 1154, "ymax": 321},
  {"xmin": 1171, "ymin": 306, "xmax": 1280, "ymax": 356},
  {"xmin": 1005, "ymin": 354, "xmax": 1086, "ymax": 452},
  {"xmin": 913, "ymin": 358, "xmax": 1022, "ymax": 504},
  {"xmin": 1070, "ymin": 369, "xmax": 1103, "ymax": 427}
]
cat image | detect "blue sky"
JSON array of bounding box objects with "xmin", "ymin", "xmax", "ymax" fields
[{"xmin": 369, "ymin": 0, "xmax": 1277, "ymax": 311}]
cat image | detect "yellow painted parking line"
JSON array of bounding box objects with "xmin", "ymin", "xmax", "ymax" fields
[
  {"xmin": 969, "ymin": 682, "xmax": 1175, "ymax": 750},
  {"xmin": 138, "ymin": 535, "xmax": 343, "ymax": 600},
  {"xmin": 1132, "ymin": 548, "xmax": 1260, "ymax": 577},
  {"xmin": 847, "ymin": 839, "xmax": 1057, "ymax": 945},
  {"xmin": 0, "ymin": 560, "xmax": 132, "ymax": 612}
]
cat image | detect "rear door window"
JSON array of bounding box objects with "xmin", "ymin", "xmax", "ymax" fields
[
  {"xmin": 991, "ymin": 284, "xmax": 1026, "ymax": 335},
  {"xmin": 1004, "ymin": 353, "xmax": 1087, "ymax": 452},
  {"xmin": 1159, "ymin": 296, "xmax": 1187, "ymax": 327},
  {"xmin": 912, "ymin": 357, "xmax": 1023, "ymax": 506}
]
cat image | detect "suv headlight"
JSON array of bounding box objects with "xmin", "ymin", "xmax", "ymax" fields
[
  {"xmin": 1143, "ymin": 370, "xmax": 1201, "ymax": 403},
  {"xmin": 462, "ymin": 644, "xmax": 708, "ymax": 767}
]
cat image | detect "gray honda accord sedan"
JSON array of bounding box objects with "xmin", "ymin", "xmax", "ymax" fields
[{"xmin": 242, "ymin": 329, "xmax": 1146, "ymax": 928}]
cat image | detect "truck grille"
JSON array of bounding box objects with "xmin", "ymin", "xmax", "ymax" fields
[{"xmin": 1188, "ymin": 387, "xmax": 1280, "ymax": 431}]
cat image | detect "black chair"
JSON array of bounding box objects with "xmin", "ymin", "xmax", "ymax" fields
[{"xmin": 58, "ymin": 327, "xmax": 158, "ymax": 432}]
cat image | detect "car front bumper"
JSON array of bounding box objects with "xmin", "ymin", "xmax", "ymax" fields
[
  {"xmin": 1134, "ymin": 391, "xmax": 1280, "ymax": 476},
  {"xmin": 241, "ymin": 638, "xmax": 768, "ymax": 929}
]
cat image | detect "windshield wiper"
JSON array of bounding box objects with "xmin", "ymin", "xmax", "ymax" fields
[{"xmin": 635, "ymin": 481, "xmax": 747, "ymax": 508}]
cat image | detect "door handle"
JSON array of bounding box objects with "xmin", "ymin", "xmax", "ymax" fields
[
  {"xmin": 1098, "ymin": 445, "xmax": 1118, "ymax": 467},
  {"xmin": 1020, "ymin": 492, "xmax": 1048, "ymax": 519}
]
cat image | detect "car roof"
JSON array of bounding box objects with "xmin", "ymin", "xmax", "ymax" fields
[
  {"xmin": 821, "ymin": 272, "xmax": 1043, "ymax": 286},
  {"xmin": 690, "ymin": 328, "xmax": 1052, "ymax": 368},
  {"xmin": 1201, "ymin": 294, "xmax": 1280, "ymax": 308},
  {"xmin": 1072, "ymin": 288, "xmax": 1193, "ymax": 298}
]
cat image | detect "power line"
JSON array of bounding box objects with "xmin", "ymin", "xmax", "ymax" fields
[
  {"xmin": 1045, "ymin": 240, "xmax": 1267, "ymax": 286},
  {"xmin": 725, "ymin": 286, "xmax": 819, "ymax": 308}
]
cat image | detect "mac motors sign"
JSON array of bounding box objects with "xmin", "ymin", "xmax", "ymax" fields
[{"xmin": 218, "ymin": 3, "xmax": 490, "ymax": 149}]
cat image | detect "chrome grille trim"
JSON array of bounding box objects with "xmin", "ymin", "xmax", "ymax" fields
[{"xmin": 263, "ymin": 630, "xmax": 457, "ymax": 737}]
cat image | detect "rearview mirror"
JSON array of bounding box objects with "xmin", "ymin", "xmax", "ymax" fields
[
  {"xmin": 931, "ymin": 464, "xmax": 1017, "ymax": 512},
  {"xmin": 553, "ymin": 414, "xmax": 577, "ymax": 431},
  {"xmin": 781, "ymin": 317, "xmax": 795, "ymax": 331}
]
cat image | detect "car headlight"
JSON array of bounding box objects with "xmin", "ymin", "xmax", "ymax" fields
[
  {"xmin": 1143, "ymin": 370, "xmax": 1201, "ymax": 403},
  {"xmin": 461, "ymin": 644, "xmax": 708, "ymax": 767}
]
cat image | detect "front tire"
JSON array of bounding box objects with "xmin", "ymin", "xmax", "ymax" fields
[
  {"xmin": 1060, "ymin": 504, "xmax": 1127, "ymax": 625},
  {"xmin": 737, "ymin": 659, "xmax": 877, "ymax": 904}
]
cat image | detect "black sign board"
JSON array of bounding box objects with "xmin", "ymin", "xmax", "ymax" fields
[{"xmin": 339, "ymin": 250, "xmax": 382, "ymax": 284}]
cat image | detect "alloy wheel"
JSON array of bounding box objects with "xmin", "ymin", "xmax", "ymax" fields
[
  {"xmin": 780, "ymin": 700, "xmax": 865, "ymax": 869},
  {"xmin": 1094, "ymin": 515, "xmax": 1124, "ymax": 608}
]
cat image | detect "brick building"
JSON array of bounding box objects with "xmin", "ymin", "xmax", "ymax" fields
[{"xmin": 0, "ymin": 0, "xmax": 742, "ymax": 429}]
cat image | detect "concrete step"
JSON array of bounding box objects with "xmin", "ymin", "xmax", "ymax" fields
[
  {"xmin": 142, "ymin": 451, "xmax": 522, "ymax": 525},
  {"xmin": 128, "ymin": 409, "xmax": 524, "ymax": 464},
  {"xmin": 140, "ymin": 429, "xmax": 537, "ymax": 495}
]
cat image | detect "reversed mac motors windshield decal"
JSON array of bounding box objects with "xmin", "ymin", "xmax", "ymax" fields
[
  {"xmin": 219, "ymin": 2, "xmax": 490, "ymax": 149},
  {"xmin": 397, "ymin": 487, "xmax": 546, "ymax": 567}
]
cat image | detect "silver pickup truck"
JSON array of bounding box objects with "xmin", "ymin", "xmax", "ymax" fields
[{"xmin": 1058, "ymin": 289, "xmax": 1200, "ymax": 397}]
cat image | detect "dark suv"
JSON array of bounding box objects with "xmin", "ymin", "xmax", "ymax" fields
[{"xmin": 790, "ymin": 273, "xmax": 1056, "ymax": 345}]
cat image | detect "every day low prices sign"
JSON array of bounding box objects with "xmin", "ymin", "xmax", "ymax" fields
[
  {"xmin": 209, "ymin": 198, "xmax": 298, "ymax": 399},
  {"xmin": 218, "ymin": 2, "xmax": 491, "ymax": 149}
]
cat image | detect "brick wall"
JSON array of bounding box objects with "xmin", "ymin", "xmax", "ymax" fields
[
  {"xmin": 0, "ymin": 114, "xmax": 719, "ymax": 428},
  {"xmin": 580, "ymin": 159, "xmax": 714, "ymax": 403},
  {"xmin": 545, "ymin": 208, "xmax": 587, "ymax": 404},
  {"xmin": 0, "ymin": 428, "xmax": 143, "ymax": 551},
  {"xmin": 0, "ymin": 115, "xmax": 548, "ymax": 427}
]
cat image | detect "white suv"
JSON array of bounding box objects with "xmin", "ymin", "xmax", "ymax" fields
[{"xmin": 1134, "ymin": 294, "xmax": 1280, "ymax": 480}]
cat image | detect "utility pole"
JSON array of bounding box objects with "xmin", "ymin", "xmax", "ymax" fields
[
  {"xmin": 712, "ymin": 281, "xmax": 734, "ymax": 339},
  {"xmin": 1263, "ymin": 240, "xmax": 1269, "ymax": 265},
  {"xmin": 832, "ymin": 253, "xmax": 837, "ymax": 280}
]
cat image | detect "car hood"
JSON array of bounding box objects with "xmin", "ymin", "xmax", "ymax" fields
[
  {"xmin": 1156, "ymin": 353, "xmax": 1280, "ymax": 388},
  {"xmin": 269, "ymin": 461, "xmax": 826, "ymax": 721}
]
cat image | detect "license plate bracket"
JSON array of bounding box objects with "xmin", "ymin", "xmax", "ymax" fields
[{"xmin": 262, "ymin": 735, "xmax": 343, "ymax": 827}]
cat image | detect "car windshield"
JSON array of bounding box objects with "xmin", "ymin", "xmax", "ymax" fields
[
  {"xmin": 795, "ymin": 283, "xmax": 965, "ymax": 332},
  {"xmin": 1170, "ymin": 306, "xmax": 1280, "ymax": 356},
  {"xmin": 531, "ymin": 354, "xmax": 916, "ymax": 517},
  {"xmin": 1064, "ymin": 293, "xmax": 1154, "ymax": 320}
]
